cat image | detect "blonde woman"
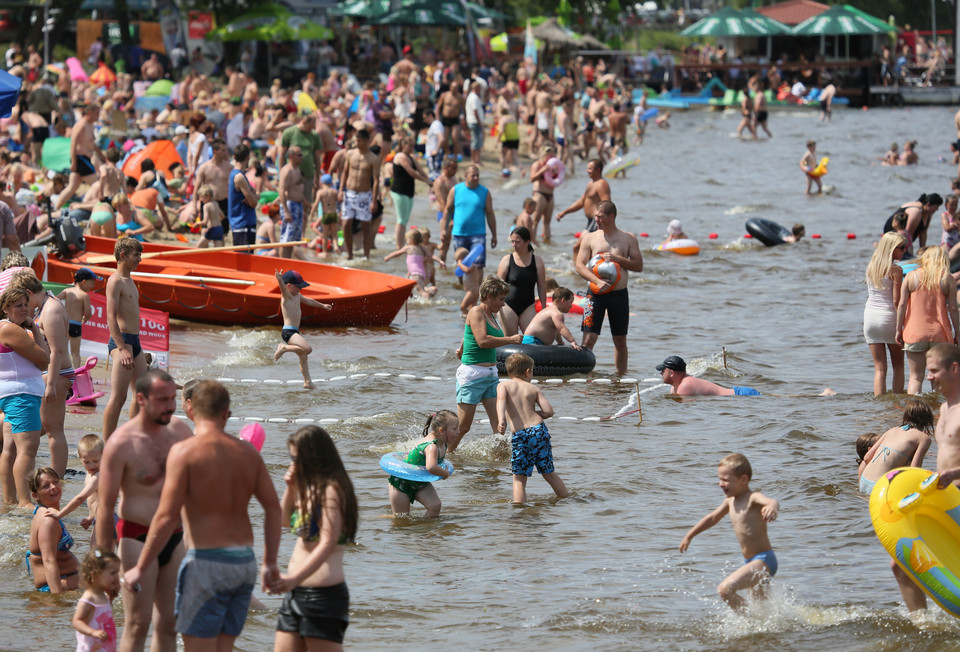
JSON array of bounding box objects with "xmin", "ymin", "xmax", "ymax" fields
[
  {"xmin": 864, "ymin": 232, "xmax": 906, "ymax": 395},
  {"xmin": 896, "ymin": 246, "xmax": 960, "ymax": 394}
]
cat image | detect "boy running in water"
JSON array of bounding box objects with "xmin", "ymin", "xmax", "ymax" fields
[{"xmin": 274, "ymin": 270, "xmax": 332, "ymax": 389}]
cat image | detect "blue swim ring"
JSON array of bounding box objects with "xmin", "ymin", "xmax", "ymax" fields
[{"xmin": 380, "ymin": 451, "xmax": 454, "ymax": 482}]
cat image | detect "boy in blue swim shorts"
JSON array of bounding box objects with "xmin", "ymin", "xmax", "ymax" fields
[
  {"xmin": 679, "ymin": 453, "xmax": 780, "ymax": 611},
  {"xmin": 496, "ymin": 353, "xmax": 569, "ymax": 503}
]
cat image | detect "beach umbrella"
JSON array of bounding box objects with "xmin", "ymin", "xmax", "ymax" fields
[
  {"xmin": 789, "ymin": 4, "xmax": 890, "ymax": 36},
  {"xmin": 89, "ymin": 62, "xmax": 117, "ymax": 89},
  {"xmin": 531, "ymin": 17, "xmax": 580, "ymax": 47},
  {"xmin": 206, "ymin": 3, "xmax": 334, "ymax": 41},
  {"xmin": 578, "ymin": 34, "xmax": 610, "ymax": 50},
  {"xmin": 844, "ymin": 5, "xmax": 900, "ymax": 33},
  {"xmin": 737, "ymin": 8, "xmax": 789, "ymax": 35},
  {"xmin": 145, "ymin": 79, "xmax": 174, "ymax": 97},
  {"xmin": 0, "ymin": 68, "xmax": 20, "ymax": 119},
  {"xmin": 368, "ymin": 2, "xmax": 468, "ymax": 27},
  {"xmin": 679, "ymin": 7, "xmax": 783, "ymax": 37},
  {"xmin": 328, "ymin": 0, "xmax": 390, "ymax": 19}
]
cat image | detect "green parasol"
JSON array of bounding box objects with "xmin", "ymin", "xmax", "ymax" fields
[
  {"xmin": 679, "ymin": 6, "xmax": 784, "ymax": 37},
  {"xmin": 206, "ymin": 3, "xmax": 334, "ymax": 41},
  {"xmin": 145, "ymin": 79, "xmax": 174, "ymax": 97},
  {"xmin": 789, "ymin": 4, "xmax": 890, "ymax": 36},
  {"xmin": 368, "ymin": 1, "xmax": 467, "ymax": 27}
]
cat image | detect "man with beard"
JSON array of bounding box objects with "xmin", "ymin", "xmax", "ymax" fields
[{"xmin": 96, "ymin": 369, "xmax": 193, "ymax": 652}]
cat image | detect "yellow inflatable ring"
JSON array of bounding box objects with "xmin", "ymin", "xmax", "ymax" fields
[
  {"xmin": 808, "ymin": 156, "xmax": 829, "ymax": 178},
  {"xmin": 869, "ymin": 467, "xmax": 960, "ymax": 618}
]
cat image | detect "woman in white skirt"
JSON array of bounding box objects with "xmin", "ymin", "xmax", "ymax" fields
[{"xmin": 864, "ymin": 232, "xmax": 907, "ymax": 395}]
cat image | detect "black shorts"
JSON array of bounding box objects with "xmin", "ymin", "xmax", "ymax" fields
[
  {"xmin": 756, "ymin": 110, "xmax": 768, "ymax": 123},
  {"xmin": 441, "ymin": 115, "xmax": 459, "ymax": 128},
  {"xmin": 277, "ymin": 582, "xmax": 349, "ymax": 643},
  {"xmin": 502, "ymin": 139, "xmax": 519, "ymax": 150},
  {"xmin": 73, "ymin": 155, "xmax": 96, "ymax": 177},
  {"xmin": 31, "ymin": 126, "xmax": 48, "ymax": 144},
  {"xmin": 582, "ymin": 287, "xmax": 629, "ymax": 337},
  {"xmin": 217, "ymin": 199, "xmax": 231, "ymax": 233},
  {"xmin": 68, "ymin": 322, "xmax": 82, "ymax": 338}
]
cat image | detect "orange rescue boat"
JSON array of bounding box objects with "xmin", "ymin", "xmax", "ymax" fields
[{"xmin": 31, "ymin": 236, "xmax": 416, "ymax": 327}]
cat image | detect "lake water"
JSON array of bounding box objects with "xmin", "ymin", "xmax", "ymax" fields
[{"xmin": 3, "ymin": 104, "xmax": 960, "ymax": 650}]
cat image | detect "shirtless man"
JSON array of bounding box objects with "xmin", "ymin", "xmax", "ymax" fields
[
  {"xmin": 656, "ymin": 356, "xmax": 761, "ymax": 396},
  {"xmin": 433, "ymin": 156, "xmax": 459, "ymax": 262},
  {"xmin": 96, "ymin": 369, "xmax": 194, "ymax": 652},
  {"xmin": 529, "ymin": 143, "xmax": 559, "ymax": 241},
  {"xmin": 556, "ymin": 158, "xmax": 611, "ymax": 258},
  {"xmin": 608, "ymin": 103, "xmax": 629, "ymax": 159},
  {"xmin": 585, "ymin": 88, "xmax": 608, "ymax": 160},
  {"xmin": 140, "ymin": 54, "xmax": 164, "ymax": 82},
  {"xmin": 226, "ymin": 65, "xmax": 245, "ymax": 100},
  {"xmin": 99, "ymin": 146, "xmax": 125, "ymax": 201},
  {"xmin": 16, "ymin": 273, "xmax": 72, "ymax": 477},
  {"xmin": 54, "ymin": 103, "xmax": 101, "ymax": 212},
  {"xmin": 193, "ymin": 138, "xmax": 232, "ymax": 221},
  {"xmin": 277, "ymin": 146, "xmax": 307, "ymax": 259},
  {"xmin": 315, "ymin": 114, "xmax": 339, "ymax": 174},
  {"xmin": 753, "ymin": 80, "xmax": 772, "ymax": 138},
  {"xmin": 575, "ymin": 200, "xmax": 642, "ymax": 374},
  {"xmin": 437, "ymin": 81, "xmax": 464, "ymax": 158},
  {"xmin": 533, "ymin": 79, "xmax": 554, "ymax": 152},
  {"xmin": 338, "ymin": 129, "xmax": 380, "ymax": 259},
  {"xmin": 103, "ymin": 238, "xmax": 148, "ymax": 440},
  {"xmin": 122, "ymin": 380, "xmax": 281, "ymax": 651}
]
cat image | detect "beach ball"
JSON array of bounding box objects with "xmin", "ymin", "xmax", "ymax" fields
[
  {"xmin": 502, "ymin": 168, "xmax": 511, "ymax": 178},
  {"xmin": 588, "ymin": 254, "xmax": 621, "ymax": 295}
]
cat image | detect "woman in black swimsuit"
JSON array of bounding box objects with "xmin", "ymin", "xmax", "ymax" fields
[
  {"xmin": 496, "ymin": 227, "xmax": 547, "ymax": 336},
  {"xmin": 882, "ymin": 193, "xmax": 943, "ymax": 253}
]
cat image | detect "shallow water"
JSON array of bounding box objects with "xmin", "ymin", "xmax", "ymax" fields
[{"xmin": 4, "ymin": 105, "xmax": 960, "ymax": 650}]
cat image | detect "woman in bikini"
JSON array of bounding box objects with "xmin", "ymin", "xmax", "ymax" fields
[
  {"xmin": 27, "ymin": 467, "xmax": 79, "ymax": 592},
  {"xmin": 272, "ymin": 426, "xmax": 358, "ymax": 652},
  {"xmin": 858, "ymin": 399, "xmax": 934, "ymax": 494}
]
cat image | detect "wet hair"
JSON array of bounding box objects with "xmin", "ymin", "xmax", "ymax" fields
[
  {"xmin": 79, "ymin": 548, "xmax": 120, "ymax": 590},
  {"xmin": 181, "ymin": 378, "xmax": 200, "ymax": 402},
  {"xmin": 545, "ymin": 277, "xmax": 559, "ymax": 292},
  {"xmin": 11, "ymin": 269, "xmax": 43, "ymax": 294},
  {"xmin": 505, "ymin": 352, "xmax": 534, "ymax": 377},
  {"xmin": 553, "ymin": 286, "xmax": 574, "ymax": 302},
  {"xmin": 856, "ymin": 433, "xmax": 878, "ymax": 464},
  {"xmin": 189, "ymin": 380, "xmax": 230, "ymax": 419},
  {"xmin": 595, "ymin": 200, "xmax": 617, "ymax": 219},
  {"xmin": 479, "ymin": 275, "xmax": 510, "ymax": 300},
  {"xmin": 114, "ymin": 236, "xmax": 143, "ymax": 260},
  {"xmin": 929, "ymin": 343, "xmax": 960, "ymax": 369},
  {"xmin": 287, "ymin": 426, "xmax": 358, "ymax": 543},
  {"xmin": 866, "ymin": 232, "xmax": 906, "ymax": 288},
  {"xmin": 902, "ymin": 398, "xmax": 934, "ymax": 434},
  {"xmin": 404, "ymin": 229, "xmax": 423, "ymax": 246},
  {"xmin": 0, "ymin": 251, "xmax": 29, "ymax": 270},
  {"xmin": 792, "ymin": 223, "xmax": 805, "ymax": 238},
  {"xmin": 919, "ymin": 193, "xmax": 943, "ymax": 208},
  {"xmin": 511, "ymin": 226, "xmax": 533, "ymax": 252},
  {"xmin": 423, "ymin": 409, "xmax": 457, "ymax": 437},
  {"xmin": 77, "ymin": 433, "xmax": 104, "ymax": 458},
  {"xmin": 29, "ymin": 466, "xmax": 59, "ymax": 495},
  {"xmin": 890, "ymin": 209, "xmax": 907, "ymax": 231},
  {"xmin": 718, "ymin": 453, "xmax": 752, "ymax": 479},
  {"xmin": 134, "ymin": 368, "xmax": 174, "ymax": 398}
]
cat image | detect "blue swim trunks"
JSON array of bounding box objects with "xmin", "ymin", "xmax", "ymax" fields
[
  {"xmin": 204, "ymin": 225, "xmax": 224, "ymax": 241},
  {"xmin": 107, "ymin": 333, "xmax": 143, "ymax": 358},
  {"xmin": 521, "ymin": 335, "xmax": 544, "ymax": 345},
  {"xmin": 0, "ymin": 393, "xmax": 41, "ymax": 433},
  {"xmin": 733, "ymin": 386, "xmax": 761, "ymax": 396},
  {"xmin": 511, "ymin": 421, "xmax": 555, "ymax": 477},
  {"xmin": 281, "ymin": 326, "xmax": 299, "ymax": 344},
  {"xmin": 744, "ymin": 549, "xmax": 778, "ymax": 577},
  {"xmin": 175, "ymin": 546, "xmax": 257, "ymax": 638},
  {"xmin": 858, "ymin": 475, "xmax": 876, "ymax": 495},
  {"xmin": 280, "ymin": 200, "xmax": 304, "ymax": 242}
]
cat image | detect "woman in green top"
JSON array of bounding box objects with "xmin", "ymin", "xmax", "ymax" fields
[{"xmin": 452, "ymin": 276, "xmax": 522, "ymax": 452}]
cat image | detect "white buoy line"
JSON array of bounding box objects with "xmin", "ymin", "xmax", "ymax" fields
[{"xmin": 216, "ymin": 373, "xmax": 659, "ymax": 387}]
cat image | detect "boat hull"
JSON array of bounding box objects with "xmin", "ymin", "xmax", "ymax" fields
[{"xmin": 32, "ymin": 237, "xmax": 416, "ymax": 327}]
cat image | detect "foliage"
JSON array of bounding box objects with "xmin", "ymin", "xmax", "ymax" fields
[{"xmin": 624, "ymin": 28, "xmax": 690, "ymax": 52}]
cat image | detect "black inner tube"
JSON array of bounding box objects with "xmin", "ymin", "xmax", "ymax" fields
[{"xmin": 745, "ymin": 218, "xmax": 791, "ymax": 247}]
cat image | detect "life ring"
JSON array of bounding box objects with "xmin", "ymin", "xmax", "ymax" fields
[
  {"xmin": 870, "ymin": 467, "xmax": 960, "ymax": 618},
  {"xmin": 543, "ymin": 157, "xmax": 565, "ymax": 188},
  {"xmin": 379, "ymin": 451, "xmax": 454, "ymax": 482},
  {"xmin": 656, "ymin": 239, "xmax": 701, "ymax": 256},
  {"xmin": 534, "ymin": 295, "xmax": 586, "ymax": 315},
  {"xmin": 496, "ymin": 343, "xmax": 596, "ymax": 377},
  {"xmin": 588, "ymin": 254, "xmax": 621, "ymax": 294},
  {"xmin": 454, "ymin": 242, "xmax": 484, "ymax": 278},
  {"xmin": 604, "ymin": 156, "xmax": 640, "ymax": 178},
  {"xmin": 744, "ymin": 218, "xmax": 792, "ymax": 247},
  {"xmin": 807, "ymin": 157, "xmax": 829, "ymax": 178}
]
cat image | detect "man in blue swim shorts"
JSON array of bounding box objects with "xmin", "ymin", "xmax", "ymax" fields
[
  {"xmin": 122, "ymin": 380, "xmax": 282, "ymax": 650},
  {"xmin": 657, "ymin": 355, "xmax": 762, "ymax": 397},
  {"xmin": 278, "ymin": 146, "xmax": 307, "ymax": 259}
]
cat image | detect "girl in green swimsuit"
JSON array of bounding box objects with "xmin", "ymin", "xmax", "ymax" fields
[
  {"xmin": 387, "ymin": 410, "xmax": 457, "ymax": 518},
  {"xmin": 272, "ymin": 426, "xmax": 358, "ymax": 650}
]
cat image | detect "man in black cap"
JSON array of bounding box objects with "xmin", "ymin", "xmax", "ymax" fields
[{"xmin": 657, "ymin": 355, "xmax": 761, "ymax": 396}]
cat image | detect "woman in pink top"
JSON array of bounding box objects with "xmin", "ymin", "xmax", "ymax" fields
[{"xmin": 896, "ymin": 246, "xmax": 960, "ymax": 394}]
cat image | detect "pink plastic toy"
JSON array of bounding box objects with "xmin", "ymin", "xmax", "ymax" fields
[
  {"xmin": 239, "ymin": 423, "xmax": 266, "ymax": 452},
  {"xmin": 66, "ymin": 356, "xmax": 106, "ymax": 407}
]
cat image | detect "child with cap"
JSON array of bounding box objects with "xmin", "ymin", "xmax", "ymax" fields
[
  {"xmin": 662, "ymin": 219, "xmax": 687, "ymax": 246},
  {"xmin": 57, "ymin": 268, "xmax": 99, "ymax": 368},
  {"xmin": 657, "ymin": 355, "xmax": 761, "ymax": 396},
  {"xmin": 308, "ymin": 173, "xmax": 341, "ymax": 256},
  {"xmin": 274, "ymin": 270, "xmax": 333, "ymax": 389}
]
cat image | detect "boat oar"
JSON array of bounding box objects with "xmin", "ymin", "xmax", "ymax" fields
[
  {"xmin": 84, "ymin": 265, "xmax": 255, "ymax": 286},
  {"xmin": 85, "ymin": 240, "xmax": 308, "ymax": 265}
]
